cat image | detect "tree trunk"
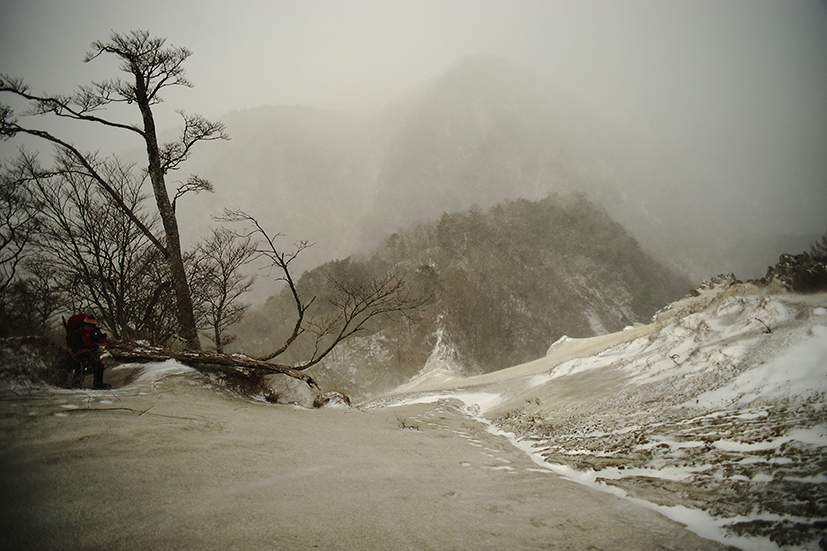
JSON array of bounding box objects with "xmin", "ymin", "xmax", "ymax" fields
[
  {"xmin": 135, "ymin": 83, "xmax": 201, "ymax": 351},
  {"xmin": 213, "ymin": 322, "xmax": 223, "ymax": 354}
]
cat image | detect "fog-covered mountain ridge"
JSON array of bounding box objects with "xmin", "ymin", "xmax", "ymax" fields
[
  {"xmin": 187, "ymin": 53, "xmax": 596, "ymax": 262},
  {"xmin": 368, "ymin": 54, "xmax": 608, "ymax": 233},
  {"xmin": 181, "ymin": 53, "xmax": 817, "ymax": 287},
  {"xmin": 237, "ymin": 194, "xmax": 692, "ymax": 401}
]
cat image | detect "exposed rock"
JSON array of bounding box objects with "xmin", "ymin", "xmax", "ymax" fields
[
  {"xmin": 313, "ymin": 390, "xmax": 352, "ymax": 409},
  {"xmin": 756, "ymin": 252, "xmax": 827, "ymax": 293},
  {"xmin": 261, "ymin": 373, "xmax": 318, "ymax": 408}
]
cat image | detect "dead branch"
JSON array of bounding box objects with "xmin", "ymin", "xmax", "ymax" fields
[{"xmin": 215, "ymin": 208, "xmax": 313, "ymax": 362}]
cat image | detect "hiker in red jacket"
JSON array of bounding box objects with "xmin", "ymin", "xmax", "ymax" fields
[{"xmin": 67, "ymin": 315, "xmax": 109, "ymax": 389}]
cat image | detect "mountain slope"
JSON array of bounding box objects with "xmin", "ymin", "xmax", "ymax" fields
[
  {"xmin": 237, "ymin": 194, "xmax": 691, "ymax": 401},
  {"xmin": 367, "ymin": 54, "xmax": 601, "ymax": 234},
  {"xmin": 367, "ymin": 282, "xmax": 827, "ymax": 550}
]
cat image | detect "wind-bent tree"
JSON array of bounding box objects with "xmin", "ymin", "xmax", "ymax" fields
[{"xmin": 0, "ymin": 30, "xmax": 228, "ymax": 350}]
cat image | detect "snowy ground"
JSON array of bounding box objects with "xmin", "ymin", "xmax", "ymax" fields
[
  {"xmin": 368, "ymin": 283, "xmax": 827, "ymax": 551},
  {"xmin": 0, "ymin": 362, "xmax": 729, "ymax": 550},
  {"xmin": 0, "ymin": 284, "xmax": 823, "ymax": 550}
]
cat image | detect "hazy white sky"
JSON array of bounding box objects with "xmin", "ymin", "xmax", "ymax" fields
[
  {"xmin": 1, "ymin": 0, "xmax": 826, "ymax": 234},
  {"xmin": 2, "ymin": 1, "xmax": 824, "ymax": 121}
]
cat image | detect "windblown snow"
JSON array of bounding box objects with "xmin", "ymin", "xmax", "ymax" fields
[
  {"xmin": 370, "ymin": 283, "xmax": 827, "ymax": 551},
  {"xmin": 2, "ymin": 281, "xmax": 824, "ymax": 550}
]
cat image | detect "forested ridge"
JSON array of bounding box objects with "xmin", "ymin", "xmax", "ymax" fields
[{"xmin": 237, "ymin": 194, "xmax": 692, "ymax": 399}]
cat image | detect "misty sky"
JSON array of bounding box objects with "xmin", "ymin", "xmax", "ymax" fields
[{"xmin": 2, "ymin": 0, "xmax": 826, "ymax": 236}]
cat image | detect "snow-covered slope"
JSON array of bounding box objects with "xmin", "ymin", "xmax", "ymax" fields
[{"xmin": 367, "ymin": 282, "xmax": 827, "ymax": 550}]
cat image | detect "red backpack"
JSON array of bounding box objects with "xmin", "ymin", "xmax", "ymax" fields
[{"xmin": 64, "ymin": 314, "xmax": 87, "ymax": 348}]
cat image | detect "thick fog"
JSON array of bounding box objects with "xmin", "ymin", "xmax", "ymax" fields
[{"xmin": 2, "ymin": 0, "xmax": 826, "ymax": 283}]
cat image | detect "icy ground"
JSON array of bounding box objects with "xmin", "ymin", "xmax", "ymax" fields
[
  {"xmin": 367, "ymin": 284, "xmax": 827, "ymax": 551},
  {"xmin": 0, "ymin": 362, "xmax": 729, "ymax": 550},
  {"xmin": 0, "ymin": 283, "xmax": 824, "ymax": 550}
]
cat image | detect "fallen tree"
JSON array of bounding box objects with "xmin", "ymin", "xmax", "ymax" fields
[{"xmin": 105, "ymin": 341, "xmax": 319, "ymax": 388}]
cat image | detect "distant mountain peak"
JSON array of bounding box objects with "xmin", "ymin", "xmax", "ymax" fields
[{"xmin": 431, "ymin": 53, "xmax": 552, "ymax": 101}]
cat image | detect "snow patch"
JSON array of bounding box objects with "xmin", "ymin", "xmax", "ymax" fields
[
  {"xmin": 380, "ymin": 391, "xmax": 503, "ymax": 418},
  {"xmin": 395, "ymin": 326, "xmax": 464, "ymax": 392},
  {"xmin": 120, "ymin": 359, "xmax": 196, "ymax": 383},
  {"xmin": 369, "ymin": 290, "xmax": 827, "ymax": 550},
  {"xmin": 545, "ymin": 334, "xmax": 576, "ymax": 356},
  {"xmin": 695, "ymin": 324, "xmax": 827, "ymax": 407}
]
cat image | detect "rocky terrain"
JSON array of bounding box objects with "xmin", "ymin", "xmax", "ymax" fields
[{"xmin": 369, "ymin": 280, "xmax": 827, "ymax": 550}]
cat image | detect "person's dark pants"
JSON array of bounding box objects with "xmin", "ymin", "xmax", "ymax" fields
[
  {"xmin": 72, "ymin": 352, "xmax": 105, "ymax": 388},
  {"xmin": 92, "ymin": 359, "xmax": 105, "ymax": 388}
]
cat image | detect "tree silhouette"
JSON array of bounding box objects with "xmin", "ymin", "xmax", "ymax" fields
[{"xmin": 1, "ymin": 30, "xmax": 228, "ymax": 350}]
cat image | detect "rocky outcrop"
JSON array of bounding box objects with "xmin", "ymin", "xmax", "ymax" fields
[
  {"xmin": 756, "ymin": 252, "xmax": 827, "ymax": 293},
  {"xmin": 688, "ymin": 250, "xmax": 827, "ymax": 298}
]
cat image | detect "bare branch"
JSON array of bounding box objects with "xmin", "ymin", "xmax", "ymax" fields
[
  {"xmin": 217, "ymin": 209, "xmax": 313, "ymax": 361},
  {"xmin": 0, "ymin": 128, "xmax": 168, "ymax": 256},
  {"xmin": 172, "ymin": 175, "xmax": 214, "ymax": 213},
  {"xmin": 217, "ymin": 210, "xmax": 427, "ymax": 372},
  {"xmin": 292, "ymin": 271, "xmax": 426, "ymax": 371},
  {"xmin": 0, "ymin": 160, "xmax": 38, "ymax": 296},
  {"xmin": 160, "ymin": 111, "xmax": 229, "ymax": 174},
  {"xmin": 0, "ymin": 73, "xmax": 144, "ymax": 136},
  {"xmin": 190, "ymin": 227, "xmax": 257, "ymax": 353},
  {"xmin": 84, "ymin": 30, "xmax": 193, "ymax": 103}
]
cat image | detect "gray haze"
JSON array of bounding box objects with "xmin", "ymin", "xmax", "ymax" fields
[{"xmin": 1, "ymin": 1, "xmax": 826, "ymax": 286}]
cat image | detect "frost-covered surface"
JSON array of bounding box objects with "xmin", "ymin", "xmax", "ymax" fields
[
  {"xmin": 1, "ymin": 356, "xmax": 727, "ymax": 550},
  {"xmin": 371, "ymin": 286, "xmax": 827, "ymax": 550},
  {"xmin": 2, "ymin": 285, "xmax": 824, "ymax": 549}
]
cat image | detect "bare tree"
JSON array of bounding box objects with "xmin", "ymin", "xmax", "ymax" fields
[
  {"xmin": 190, "ymin": 227, "xmax": 257, "ymax": 353},
  {"xmin": 18, "ymin": 151, "xmax": 177, "ymax": 342},
  {"xmin": 0, "ymin": 256, "xmax": 62, "ymax": 337},
  {"xmin": 0, "ymin": 159, "xmax": 36, "ymax": 298},
  {"xmin": 0, "ymin": 30, "xmax": 228, "ymax": 350},
  {"xmin": 218, "ymin": 209, "xmax": 426, "ymax": 371}
]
